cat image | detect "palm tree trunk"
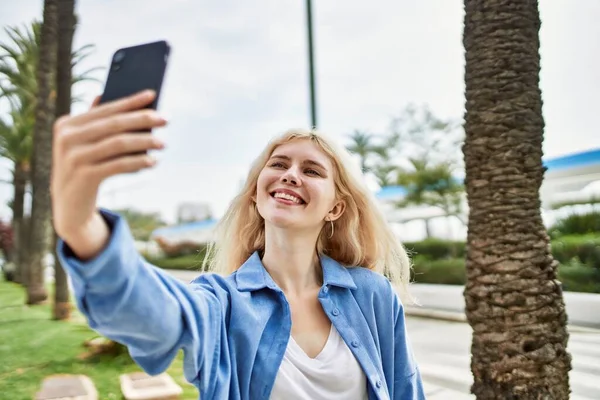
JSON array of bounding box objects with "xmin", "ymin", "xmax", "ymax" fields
[
  {"xmin": 52, "ymin": 0, "xmax": 76, "ymax": 320},
  {"xmin": 360, "ymin": 158, "xmax": 367, "ymax": 174},
  {"xmin": 423, "ymin": 218, "xmax": 432, "ymax": 239},
  {"xmin": 462, "ymin": 1, "xmax": 571, "ymax": 398},
  {"xmin": 12, "ymin": 162, "xmax": 28, "ymax": 285},
  {"xmin": 26, "ymin": 0, "xmax": 59, "ymax": 305},
  {"xmin": 20, "ymin": 216, "xmax": 31, "ymax": 285},
  {"xmin": 52, "ymin": 232, "xmax": 70, "ymax": 318}
]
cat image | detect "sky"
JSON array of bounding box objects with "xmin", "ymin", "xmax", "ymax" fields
[{"xmin": 0, "ymin": 0, "xmax": 599, "ymax": 223}]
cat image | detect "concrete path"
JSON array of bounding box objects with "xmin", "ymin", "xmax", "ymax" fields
[
  {"xmin": 407, "ymin": 317, "xmax": 600, "ymax": 400},
  {"xmin": 405, "ymin": 283, "xmax": 600, "ymax": 329}
]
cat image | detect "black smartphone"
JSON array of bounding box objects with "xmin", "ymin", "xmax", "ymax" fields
[{"xmin": 99, "ymin": 40, "xmax": 170, "ymax": 110}]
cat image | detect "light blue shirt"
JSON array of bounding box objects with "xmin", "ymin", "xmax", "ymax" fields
[{"xmin": 57, "ymin": 210, "xmax": 425, "ymax": 399}]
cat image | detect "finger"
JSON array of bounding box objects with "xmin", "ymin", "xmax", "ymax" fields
[
  {"xmin": 74, "ymin": 133, "xmax": 164, "ymax": 164},
  {"xmin": 89, "ymin": 153, "xmax": 157, "ymax": 181},
  {"xmin": 63, "ymin": 109, "xmax": 167, "ymax": 146},
  {"xmin": 71, "ymin": 89, "xmax": 156, "ymax": 125}
]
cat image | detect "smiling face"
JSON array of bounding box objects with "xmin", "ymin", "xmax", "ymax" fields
[{"xmin": 255, "ymin": 139, "xmax": 344, "ymax": 232}]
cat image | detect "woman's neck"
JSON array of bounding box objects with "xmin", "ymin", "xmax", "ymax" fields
[{"xmin": 261, "ymin": 227, "xmax": 322, "ymax": 295}]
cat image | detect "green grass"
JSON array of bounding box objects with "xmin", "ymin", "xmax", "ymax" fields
[{"xmin": 0, "ymin": 278, "xmax": 199, "ymax": 400}]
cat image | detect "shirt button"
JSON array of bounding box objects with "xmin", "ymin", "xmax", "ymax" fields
[
  {"xmin": 331, "ymin": 308, "xmax": 340, "ymax": 316},
  {"xmin": 376, "ymin": 380, "xmax": 382, "ymax": 388},
  {"xmin": 323, "ymin": 286, "xmax": 329, "ymax": 294},
  {"xmin": 351, "ymin": 340, "xmax": 359, "ymax": 348}
]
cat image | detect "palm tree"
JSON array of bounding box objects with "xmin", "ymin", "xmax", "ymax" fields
[
  {"xmin": 0, "ymin": 24, "xmax": 39, "ymax": 285},
  {"xmin": 0, "ymin": 109, "xmax": 33, "ymax": 285},
  {"xmin": 396, "ymin": 158, "xmax": 465, "ymax": 238},
  {"xmin": 26, "ymin": 0, "xmax": 59, "ymax": 305},
  {"xmin": 0, "ymin": 219, "xmax": 14, "ymax": 281},
  {"xmin": 0, "ymin": 24, "xmax": 41, "ymax": 115},
  {"xmin": 113, "ymin": 208, "xmax": 166, "ymax": 241},
  {"xmin": 371, "ymin": 163, "xmax": 396, "ymax": 187},
  {"xmin": 0, "ymin": 19, "xmax": 98, "ymax": 291},
  {"xmin": 346, "ymin": 130, "xmax": 377, "ymax": 173},
  {"xmin": 51, "ymin": 0, "xmax": 76, "ymax": 319},
  {"xmin": 462, "ymin": 1, "xmax": 571, "ymax": 398}
]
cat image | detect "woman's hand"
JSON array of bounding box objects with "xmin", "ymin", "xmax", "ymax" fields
[{"xmin": 51, "ymin": 90, "xmax": 167, "ymax": 259}]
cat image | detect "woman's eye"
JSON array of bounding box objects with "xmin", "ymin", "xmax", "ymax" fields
[
  {"xmin": 305, "ymin": 169, "xmax": 320, "ymax": 176},
  {"xmin": 270, "ymin": 162, "xmax": 285, "ymax": 168}
]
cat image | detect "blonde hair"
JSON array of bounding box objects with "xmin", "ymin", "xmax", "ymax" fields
[{"xmin": 203, "ymin": 128, "xmax": 413, "ymax": 302}]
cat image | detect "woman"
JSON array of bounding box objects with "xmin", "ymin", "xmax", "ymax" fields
[{"xmin": 52, "ymin": 90, "xmax": 425, "ymax": 399}]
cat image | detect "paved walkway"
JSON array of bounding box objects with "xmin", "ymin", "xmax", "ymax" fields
[
  {"xmin": 407, "ymin": 317, "xmax": 600, "ymax": 400},
  {"xmin": 406, "ymin": 283, "xmax": 600, "ymax": 329}
]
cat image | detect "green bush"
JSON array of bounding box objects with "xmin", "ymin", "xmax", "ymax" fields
[
  {"xmin": 549, "ymin": 211, "xmax": 600, "ymax": 238},
  {"xmin": 403, "ymin": 238, "xmax": 465, "ymax": 260},
  {"xmin": 404, "ymin": 236, "xmax": 600, "ymax": 271},
  {"xmin": 151, "ymin": 240, "xmax": 207, "ymax": 258},
  {"xmin": 557, "ymin": 259, "xmax": 600, "ymax": 293},
  {"xmin": 411, "ymin": 256, "xmax": 466, "ymax": 285},
  {"xmin": 144, "ymin": 253, "xmax": 206, "ymax": 270},
  {"xmin": 550, "ymin": 235, "xmax": 600, "ymax": 270},
  {"xmin": 409, "ymin": 256, "xmax": 600, "ymax": 293}
]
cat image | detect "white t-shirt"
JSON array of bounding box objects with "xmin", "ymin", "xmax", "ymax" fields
[{"xmin": 270, "ymin": 324, "xmax": 368, "ymax": 400}]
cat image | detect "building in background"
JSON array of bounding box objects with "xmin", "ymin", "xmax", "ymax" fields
[{"xmin": 176, "ymin": 202, "xmax": 213, "ymax": 223}]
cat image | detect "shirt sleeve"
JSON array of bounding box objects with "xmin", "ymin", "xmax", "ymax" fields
[
  {"xmin": 391, "ymin": 287, "xmax": 427, "ymax": 399},
  {"xmin": 56, "ymin": 209, "xmax": 224, "ymax": 386}
]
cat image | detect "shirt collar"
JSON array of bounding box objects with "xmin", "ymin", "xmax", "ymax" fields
[{"xmin": 235, "ymin": 251, "xmax": 357, "ymax": 292}]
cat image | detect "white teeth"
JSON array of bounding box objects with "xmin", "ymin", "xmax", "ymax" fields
[{"xmin": 274, "ymin": 192, "xmax": 302, "ymax": 204}]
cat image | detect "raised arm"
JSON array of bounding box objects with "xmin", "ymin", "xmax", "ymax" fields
[{"xmin": 51, "ymin": 92, "xmax": 225, "ymax": 386}]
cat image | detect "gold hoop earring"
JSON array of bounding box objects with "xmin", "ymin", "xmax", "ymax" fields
[{"xmin": 328, "ymin": 219, "xmax": 334, "ymax": 239}]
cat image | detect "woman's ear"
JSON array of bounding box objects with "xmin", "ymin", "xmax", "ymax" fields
[{"xmin": 327, "ymin": 199, "xmax": 346, "ymax": 222}]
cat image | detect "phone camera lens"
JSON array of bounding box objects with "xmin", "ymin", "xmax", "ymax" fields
[
  {"xmin": 111, "ymin": 50, "xmax": 125, "ymax": 71},
  {"xmin": 113, "ymin": 50, "xmax": 125, "ymax": 63}
]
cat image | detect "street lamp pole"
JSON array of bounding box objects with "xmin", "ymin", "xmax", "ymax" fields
[{"xmin": 305, "ymin": 0, "xmax": 317, "ymax": 128}]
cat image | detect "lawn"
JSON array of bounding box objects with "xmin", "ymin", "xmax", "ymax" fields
[{"xmin": 0, "ymin": 278, "xmax": 199, "ymax": 400}]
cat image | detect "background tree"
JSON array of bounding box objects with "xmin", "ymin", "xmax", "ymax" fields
[
  {"xmin": 0, "ymin": 23, "xmax": 39, "ymax": 284},
  {"xmin": 462, "ymin": 0, "xmax": 571, "ymax": 398},
  {"xmin": 396, "ymin": 159, "xmax": 465, "ymax": 237},
  {"xmin": 0, "ymin": 23, "xmax": 41, "ymax": 111},
  {"xmin": 52, "ymin": 0, "xmax": 76, "ymax": 320},
  {"xmin": 0, "ymin": 20, "xmax": 98, "ymax": 289},
  {"xmin": 346, "ymin": 129, "xmax": 400, "ymax": 186},
  {"xmin": 0, "ymin": 110, "xmax": 31, "ymax": 284},
  {"xmin": 26, "ymin": 0, "xmax": 59, "ymax": 305},
  {"xmin": 113, "ymin": 208, "xmax": 167, "ymax": 242},
  {"xmin": 0, "ymin": 220, "xmax": 14, "ymax": 281},
  {"xmin": 346, "ymin": 104, "xmax": 465, "ymax": 238},
  {"xmin": 390, "ymin": 106, "xmax": 465, "ymax": 237},
  {"xmin": 389, "ymin": 104, "xmax": 462, "ymax": 164},
  {"xmin": 346, "ymin": 130, "xmax": 378, "ymax": 173}
]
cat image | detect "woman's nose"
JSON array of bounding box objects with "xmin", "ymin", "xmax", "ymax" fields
[{"xmin": 281, "ymin": 168, "xmax": 300, "ymax": 186}]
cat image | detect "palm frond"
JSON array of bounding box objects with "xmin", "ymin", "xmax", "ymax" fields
[
  {"xmin": 72, "ymin": 66, "xmax": 104, "ymax": 83},
  {"xmin": 71, "ymin": 43, "xmax": 95, "ymax": 61},
  {"xmin": 0, "ymin": 19, "xmax": 99, "ymax": 167}
]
